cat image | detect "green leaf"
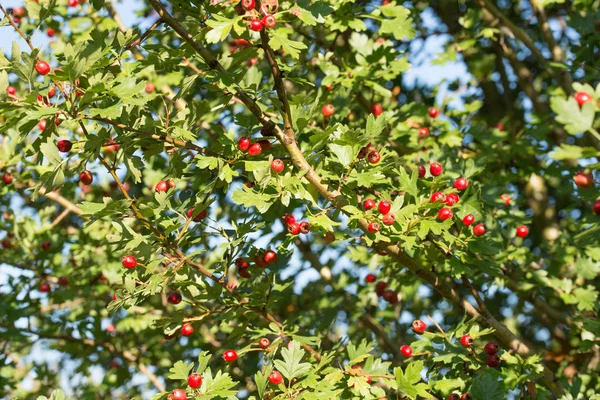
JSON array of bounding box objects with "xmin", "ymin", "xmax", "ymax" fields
[
  {"xmin": 40, "ymin": 136, "xmax": 63, "ymax": 166},
  {"xmin": 550, "ymin": 96, "xmax": 595, "ymax": 134},
  {"xmin": 470, "ymin": 371, "xmax": 505, "ymax": 400},
  {"xmin": 168, "ymin": 360, "xmax": 194, "ymax": 381},
  {"xmin": 549, "ymin": 144, "xmax": 599, "ymax": 160},
  {"xmin": 379, "ymin": 4, "xmax": 416, "ymax": 40},
  {"xmin": 268, "ymin": 28, "xmax": 308, "ymax": 59},
  {"xmin": 347, "ymin": 340, "xmax": 374, "ymax": 365},
  {"xmin": 329, "ymin": 143, "xmax": 354, "ymax": 167},
  {"xmin": 308, "ymin": 213, "xmax": 341, "ymax": 232},
  {"xmin": 394, "ymin": 360, "xmax": 430, "ymax": 399},
  {"xmin": 232, "ymin": 186, "xmax": 275, "ymax": 213},
  {"xmin": 398, "ymin": 167, "xmax": 418, "ymax": 198},
  {"xmin": 273, "ymin": 341, "xmax": 312, "ymax": 381},
  {"xmin": 206, "ymin": 15, "xmax": 242, "ymax": 44}
]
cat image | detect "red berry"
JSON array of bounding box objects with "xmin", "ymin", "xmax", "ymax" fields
[
  {"xmin": 461, "ymin": 394, "xmax": 473, "ymax": 400},
  {"xmin": 574, "ymin": 171, "xmax": 594, "ymax": 188},
  {"xmin": 121, "ymin": 255, "xmax": 137, "ymax": 269},
  {"xmin": 462, "ymin": 214, "xmax": 475, "ymax": 226},
  {"xmin": 375, "ymin": 282, "xmax": 387, "ymax": 296},
  {"xmin": 181, "ymin": 324, "xmax": 194, "ymax": 336},
  {"xmin": 68, "ymin": 0, "xmax": 78, "ymax": 6},
  {"xmin": 238, "ymin": 266, "xmax": 251, "ymax": 278},
  {"xmin": 145, "ymin": 82, "xmax": 155, "ymax": 93},
  {"xmin": 367, "ymin": 151, "xmax": 381, "ymax": 164},
  {"xmin": 106, "ymin": 323, "xmax": 115, "ymax": 333},
  {"xmin": 400, "ymin": 345, "xmax": 412, "ymax": 357},
  {"xmin": 12, "ymin": 7, "xmax": 25, "ymax": 17},
  {"xmin": 2, "ymin": 172, "xmax": 14, "ymax": 185},
  {"xmin": 430, "ymin": 162, "xmax": 443, "ymax": 176},
  {"xmin": 38, "ymin": 120, "xmax": 47, "ymax": 130},
  {"xmin": 259, "ymin": 337, "xmax": 270, "ymax": 349},
  {"xmin": 357, "ymin": 146, "xmax": 368, "ymax": 159},
  {"xmin": 411, "ymin": 319, "xmax": 426, "ymax": 334},
  {"xmin": 430, "ymin": 192, "xmax": 445, "ymax": 203},
  {"xmin": 365, "ymin": 273, "xmax": 376, "ymax": 283},
  {"xmin": 500, "ymin": 193, "xmax": 511, "ymax": 205},
  {"xmin": 428, "ymin": 107, "xmax": 439, "ymax": 118},
  {"xmin": 155, "ymin": 181, "xmax": 169, "ymax": 193},
  {"xmin": 447, "ymin": 394, "xmax": 460, "ymax": 400},
  {"xmin": 79, "ymin": 170, "xmax": 93, "ymax": 185},
  {"xmin": 255, "ymin": 253, "xmax": 269, "ymax": 268},
  {"xmin": 48, "ymin": 86, "xmax": 56, "ymax": 98},
  {"xmin": 58, "ymin": 276, "xmax": 68, "ymax": 286},
  {"xmin": 223, "ymin": 350, "xmax": 238, "ymax": 362},
  {"xmin": 57, "ymin": 140, "xmax": 73, "ymax": 153},
  {"xmin": 39, "ymin": 281, "xmax": 51, "ymax": 293},
  {"xmin": 371, "ymin": 103, "xmax": 383, "ymax": 116},
  {"xmin": 263, "ymin": 249, "xmax": 277, "ymax": 265},
  {"xmin": 438, "ymin": 208, "xmax": 453, "ymax": 221},
  {"xmin": 282, "ymin": 213, "xmax": 296, "ymax": 226},
  {"xmin": 6, "ymin": 86, "xmax": 16, "ymax": 95},
  {"xmin": 383, "ymin": 289, "xmax": 398, "ymax": 304},
  {"xmin": 248, "ymin": 57, "xmax": 258, "ymax": 67},
  {"xmin": 378, "ymin": 200, "xmax": 391, "ymax": 215},
  {"xmin": 187, "ymin": 208, "xmax": 207, "ymax": 222},
  {"xmin": 322, "ymin": 104, "xmax": 334, "ymax": 118},
  {"xmin": 473, "ymin": 224, "xmax": 487, "ymax": 236},
  {"xmin": 248, "ymin": 142, "xmax": 262, "ymax": 156},
  {"xmin": 367, "ymin": 222, "xmax": 380, "ymax": 233},
  {"xmin": 486, "ymin": 353, "xmax": 501, "ymax": 368},
  {"xmin": 41, "ymin": 241, "xmax": 52, "ymax": 251},
  {"xmin": 268, "ymin": 370, "xmax": 283, "ymax": 385},
  {"xmin": 382, "ymin": 213, "xmax": 395, "ymax": 225},
  {"xmin": 459, "ymin": 334, "xmax": 473, "ymax": 348},
  {"xmin": 188, "ymin": 373, "xmax": 202, "ymax": 389},
  {"xmin": 299, "ymin": 221, "xmax": 311, "ymax": 234},
  {"xmin": 363, "ymin": 198, "xmax": 376, "ymax": 210},
  {"xmin": 574, "ymin": 91, "xmax": 592, "ymax": 107},
  {"xmin": 516, "ymin": 225, "xmax": 529, "ymax": 238},
  {"xmin": 271, "ymin": 159, "xmax": 284, "ymax": 173},
  {"xmin": 241, "ymin": 0, "xmax": 255, "ymax": 10},
  {"xmin": 444, "ymin": 193, "xmax": 460, "ymax": 206},
  {"xmin": 288, "ymin": 222, "xmax": 301, "ymax": 235},
  {"xmin": 47, "ymin": 28, "xmax": 55, "ymax": 37},
  {"xmin": 418, "ymin": 127, "xmax": 429, "ymax": 138},
  {"xmin": 263, "ymin": 14, "xmax": 276, "ymax": 29},
  {"xmin": 454, "ymin": 177, "xmax": 468, "ymax": 190},
  {"xmin": 35, "ymin": 60, "xmax": 51, "ymax": 75},
  {"xmin": 594, "ymin": 200, "xmax": 600, "ymax": 215},
  {"xmin": 167, "ymin": 292, "xmax": 182, "ymax": 304},
  {"xmin": 417, "ymin": 164, "xmax": 425, "ymax": 178},
  {"xmin": 238, "ymin": 137, "xmax": 251, "ymax": 152},
  {"xmin": 168, "ymin": 389, "xmax": 187, "ymax": 400},
  {"xmin": 484, "ymin": 342, "xmax": 499, "ymax": 354},
  {"xmin": 249, "ymin": 19, "xmax": 264, "ymax": 31}
]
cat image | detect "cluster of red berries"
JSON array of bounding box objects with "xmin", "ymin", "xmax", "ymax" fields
[
  {"xmin": 242, "ymin": 0, "xmax": 277, "ymax": 31},
  {"xmin": 459, "ymin": 334, "xmax": 502, "ymax": 368},
  {"xmin": 155, "ymin": 179, "xmax": 176, "ymax": 193},
  {"xmin": 357, "ymin": 142, "xmax": 381, "ymax": 164},
  {"xmin": 365, "ymin": 273, "xmax": 398, "ymax": 304},
  {"xmin": 238, "ymin": 136, "xmax": 272, "ymax": 157},
  {"xmin": 236, "ymin": 249, "xmax": 277, "ymax": 278},
  {"xmin": 282, "ymin": 213, "xmax": 310, "ymax": 235},
  {"xmin": 363, "ymin": 198, "xmax": 395, "ymax": 232}
]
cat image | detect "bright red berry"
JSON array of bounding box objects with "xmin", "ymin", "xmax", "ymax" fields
[
  {"xmin": 322, "ymin": 104, "xmax": 334, "ymax": 118},
  {"xmin": 48, "ymin": 86, "xmax": 56, "ymax": 98},
  {"xmin": 188, "ymin": 373, "xmax": 202, "ymax": 389},
  {"xmin": 241, "ymin": 0, "xmax": 255, "ymax": 10},
  {"xmin": 400, "ymin": 345, "xmax": 412, "ymax": 357},
  {"xmin": 365, "ymin": 273, "xmax": 376, "ymax": 283},
  {"xmin": 459, "ymin": 334, "xmax": 473, "ymax": 348},
  {"xmin": 516, "ymin": 225, "xmax": 529, "ymax": 238},
  {"xmin": 445, "ymin": 193, "xmax": 460, "ymax": 206},
  {"xmin": 79, "ymin": 170, "xmax": 93, "ymax": 185},
  {"xmin": 367, "ymin": 151, "xmax": 381, "ymax": 164},
  {"xmin": 263, "ymin": 14, "xmax": 276, "ymax": 29},
  {"xmin": 428, "ymin": 107, "xmax": 439, "ymax": 118},
  {"xmin": 486, "ymin": 354, "xmax": 501, "ymax": 368},
  {"xmin": 500, "ymin": 193, "xmax": 511, "ymax": 205},
  {"xmin": 223, "ymin": 350, "xmax": 238, "ymax": 362},
  {"xmin": 47, "ymin": 28, "xmax": 56, "ymax": 37},
  {"xmin": 121, "ymin": 255, "xmax": 137, "ymax": 269},
  {"xmin": 363, "ymin": 198, "xmax": 376, "ymax": 210},
  {"xmin": 238, "ymin": 137, "xmax": 251, "ymax": 151},
  {"xmin": 454, "ymin": 177, "xmax": 468, "ymax": 190},
  {"xmin": 367, "ymin": 222, "xmax": 380, "ymax": 233},
  {"xmin": 430, "ymin": 162, "xmax": 443, "ymax": 176},
  {"xmin": 418, "ymin": 165, "xmax": 426, "ymax": 178},
  {"xmin": 57, "ymin": 140, "xmax": 73, "ymax": 153},
  {"xmin": 378, "ymin": 200, "xmax": 391, "ymax": 215},
  {"xmin": 187, "ymin": 208, "xmax": 207, "ymax": 222},
  {"xmin": 574, "ymin": 91, "xmax": 592, "ymax": 107},
  {"xmin": 155, "ymin": 181, "xmax": 169, "ymax": 193},
  {"xmin": 299, "ymin": 221, "xmax": 311, "ymax": 234},
  {"xmin": 145, "ymin": 82, "xmax": 155, "ymax": 93},
  {"xmin": 431, "ymin": 192, "xmax": 445, "ymax": 202},
  {"xmin": 411, "ymin": 319, "xmax": 426, "ymax": 334},
  {"xmin": 484, "ymin": 342, "xmax": 499, "ymax": 354},
  {"xmin": 271, "ymin": 159, "xmax": 284, "ymax": 173},
  {"xmin": 282, "ymin": 213, "xmax": 296, "ymax": 226},
  {"xmin": 259, "ymin": 337, "xmax": 270, "ymax": 349},
  {"xmin": 574, "ymin": 171, "xmax": 594, "ymax": 188},
  {"xmin": 6, "ymin": 86, "xmax": 16, "ymax": 95},
  {"xmin": 462, "ymin": 214, "xmax": 475, "ymax": 226},
  {"xmin": 473, "ymin": 224, "xmax": 487, "ymax": 236},
  {"xmin": 249, "ymin": 19, "xmax": 264, "ymax": 31},
  {"xmin": 39, "ymin": 281, "xmax": 51, "ymax": 293},
  {"xmin": 68, "ymin": 0, "xmax": 78, "ymax": 6},
  {"xmin": 248, "ymin": 142, "xmax": 262, "ymax": 156},
  {"xmin": 418, "ymin": 127, "xmax": 429, "ymax": 138},
  {"xmin": 594, "ymin": 200, "xmax": 600, "ymax": 215},
  {"xmin": 167, "ymin": 292, "xmax": 182, "ymax": 305},
  {"xmin": 288, "ymin": 222, "xmax": 301, "ymax": 235},
  {"xmin": 438, "ymin": 208, "xmax": 453, "ymax": 221},
  {"xmin": 2, "ymin": 172, "xmax": 14, "ymax": 185},
  {"xmin": 181, "ymin": 324, "xmax": 194, "ymax": 336},
  {"xmin": 268, "ymin": 370, "xmax": 283, "ymax": 385},
  {"xmin": 168, "ymin": 389, "xmax": 187, "ymax": 400},
  {"xmin": 382, "ymin": 213, "xmax": 395, "ymax": 225},
  {"xmin": 35, "ymin": 60, "xmax": 51, "ymax": 75},
  {"xmin": 263, "ymin": 249, "xmax": 277, "ymax": 265},
  {"xmin": 371, "ymin": 103, "xmax": 383, "ymax": 116}
]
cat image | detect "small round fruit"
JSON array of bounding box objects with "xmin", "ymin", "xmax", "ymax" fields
[
  {"xmin": 188, "ymin": 373, "xmax": 202, "ymax": 389},
  {"xmin": 365, "ymin": 273, "xmax": 376, "ymax": 283},
  {"xmin": 79, "ymin": 170, "xmax": 93, "ymax": 185},
  {"xmin": 187, "ymin": 208, "xmax": 207, "ymax": 222},
  {"xmin": 368, "ymin": 222, "xmax": 380, "ymax": 233},
  {"xmin": 574, "ymin": 171, "xmax": 594, "ymax": 188},
  {"xmin": 371, "ymin": 103, "xmax": 383, "ymax": 116},
  {"xmin": 271, "ymin": 159, "xmax": 284, "ymax": 173},
  {"xmin": 418, "ymin": 127, "xmax": 429, "ymax": 138},
  {"xmin": 484, "ymin": 342, "xmax": 499, "ymax": 355},
  {"xmin": 445, "ymin": 193, "xmax": 460, "ymax": 206},
  {"xmin": 375, "ymin": 281, "xmax": 387, "ymax": 296},
  {"xmin": 168, "ymin": 389, "xmax": 187, "ymax": 400},
  {"xmin": 516, "ymin": 225, "xmax": 529, "ymax": 238},
  {"xmin": 58, "ymin": 276, "xmax": 68, "ymax": 286},
  {"xmin": 41, "ymin": 241, "xmax": 52, "ymax": 251},
  {"xmin": 495, "ymin": 122, "xmax": 505, "ymax": 131},
  {"xmin": 486, "ymin": 353, "xmax": 501, "ymax": 368},
  {"xmin": 367, "ymin": 151, "xmax": 381, "ymax": 164},
  {"xmin": 574, "ymin": 91, "xmax": 592, "ymax": 107},
  {"xmin": 447, "ymin": 394, "xmax": 460, "ymax": 400},
  {"xmin": 411, "ymin": 319, "xmax": 426, "ymax": 334},
  {"xmin": 282, "ymin": 213, "xmax": 296, "ymax": 226},
  {"xmin": 400, "ymin": 345, "xmax": 412, "ymax": 357},
  {"xmin": 57, "ymin": 140, "xmax": 73, "ymax": 153},
  {"xmin": 2, "ymin": 172, "xmax": 14, "ymax": 185},
  {"xmin": 263, "ymin": 14, "xmax": 276, "ymax": 29},
  {"xmin": 241, "ymin": 0, "xmax": 255, "ymax": 10},
  {"xmin": 47, "ymin": 28, "xmax": 55, "ymax": 37},
  {"xmin": 382, "ymin": 213, "xmax": 395, "ymax": 225},
  {"xmin": 418, "ymin": 164, "xmax": 426, "ymax": 178},
  {"xmin": 430, "ymin": 162, "xmax": 443, "ymax": 176},
  {"xmin": 238, "ymin": 137, "xmax": 251, "ymax": 152},
  {"xmin": 357, "ymin": 146, "xmax": 368, "ymax": 159},
  {"xmin": 155, "ymin": 181, "xmax": 169, "ymax": 193},
  {"xmin": 248, "ymin": 142, "xmax": 262, "ymax": 156},
  {"xmin": 181, "ymin": 324, "xmax": 194, "ymax": 336},
  {"xmin": 454, "ymin": 177, "xmax": 468, "ymax": 190},
  {"xmin": 438, "ymin": 208, "xmax": 453, "ymax": 221},
  {"xmin": 6, "ymin": 86, "xmax": 16, "ymax": 95},
  {"xmin": 462, "ymin": 214, "xmax": 475, "ymax": 226},
  {"xmin": 249, "ymin": 19, "xmax": 264, "ymax": 31},
  {"xmin": 259, "ymin": 337, "xmax": 270, "ymax": 349},
  {"xmin": 378, "ymin": 200, "xmax": 391, "ymax": 215},
  {"xmin": 288, "ymin": 223, "xmax": 301, "ymax": 235},
  {"xmin": 255, "ymin": 253, "xmax": 269, "ymax": 268},
  {"xmin": 39, "ymin": 281, "xmax": 51, "ymax": 293},
  {"xmin": 48, "ymin": 86, "xmax": 56, "ymax": 98},
  {"xmin": 263, "ymin": 249, "xmax": 277, "ymax": 265},
  {"xmin": 223, "ymin": 349, "xmax": 238, "ymax": 362},
  {"xmin": 35, "ymin": 60, "xmax": 51, "ymax": 75},
  {"xmin": 473, "ymin": 224, "xmax": 487, "ymax": 236},
  {"xmin": 238, "ymin": 267, "xmax": 251, "ymax": 278},
  {"xmin": 459, "ymin": 334, "xmax": 473, "ymax": 348},
  {"xmin": 268, "ymin": 370, "xmax": 283, "ymax": 385},
  {"xmin": 363, "ymin": 198, "xmax": 376, "ymax": 210},
  {"xmin": 383, "ymin": 290, "xmax": 398, "ymax": 304},
  {"xmin": 145, "ymin": 82, "xmax": 155, "ymax": 93},
  {"xmin": 106, "ymin": 323, "xmax": 115, "ymax": 333},
  {"xmin": 322, "ymin": 104, "xmax": 334, "ymax": 118},
  {"xmin": 428, "ymin": 107, "xmax": 439, "ymax": 118},
  {"xmin": 122, "ymin": 255, "xmax": 137, "ymax": 269},
  {"xmin": 460, "ymin": 394, "xmax": 472, "ymax": 400},
  {"xmin": 430, "ymin": 192, "xmax": 445, "ymax": 203},
  {"xmin": 299, "ymin": 221, "xmax": 311, "ymax": 234},
  {"xmin": 167, "ymin": 292, "xmax": 182, "ymax": 305},
  {"xmin": 593, "ymin": 200, "xmax": 600, "ymax": 215},
  {"xmin": 68, "ymin": 0, "xmax": 78, "ymax": 6}
]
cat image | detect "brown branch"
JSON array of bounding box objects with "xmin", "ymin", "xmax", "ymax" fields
[{"xmin": 128, "ymin": 18, "xmax": 164, "ymax": 49}]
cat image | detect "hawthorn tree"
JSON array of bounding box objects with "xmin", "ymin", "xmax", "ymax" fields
[{"xmin": 0, "ymin": 0, "xmax": 599, "ymax": 399}]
